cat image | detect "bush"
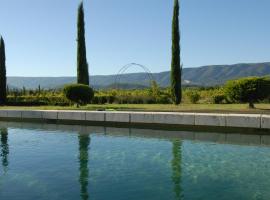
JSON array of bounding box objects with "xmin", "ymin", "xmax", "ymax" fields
[
  {"xmin": 211, "ymin": 94, "xmax": 226, "ymax": 104},
  {"xmin": 63, "ymin": 84, "xmax": 94, "ymax": 105},
  {"xmin": 156, "ymin": 95, "xmax": 172, "ymax": 104},
  {"xmin": 7, "ymin": 96, "xmax": 69, "ymax": 106},
  {"xmin": 186, "ymin": 90, "xmax": 200, "ymax": 104},
  {"xmin": 210, "ymin": 89, "xmax": 227, "ymax": 104},
  {"xmin": 92, "ymin": 95, "xmax": 113, "ymax": 104},
  {"xmin": 224, "ymin": 77, "xmax": 270, "ymax": 108}
]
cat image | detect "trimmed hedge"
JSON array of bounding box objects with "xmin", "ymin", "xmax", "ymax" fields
[{"xmin": 63, "ymin": 84, "xmax": 94, "ymax": 105}]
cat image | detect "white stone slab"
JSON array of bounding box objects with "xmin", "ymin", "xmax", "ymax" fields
[
  {"xmin": 130, "ymin": 112, "xmax": 195, "ymax": 125},
  {"xmin": 153, "ymin": 112, "xmax": 195, "ymax": 125},
  {"xmin": 41, "ymin": 111, "xmax": 58, "ymax": 120},
  {"xmin": 57, "ymin": 111, "xmax": 85, "ymax": 121},
  {"xmin": 7, "ymin": 110, "xmax": 22, "ymax": 118},
  {"xmin": 130, "ymin": 112, "xmax": 154, "ymax": 123},
  {"xmin": 261, "ymin": 115, "xmax": 270, "ymax": 129},
  {"xmin": 85, "ymin": 111, "xmax": 105, "ymax": 122},
  {"xmin": 195, "ymin": 114, "xmax": 226, "ymax": 126},
  {"xmin": 226, "ymin": 114, "xmax": 261, "ymax": 128},
  {"xmin": 0, "ymin": 110, "xmax": 8, "ymax": 118},
  {"xmin": 21, "ymin": 111, "xmax": 43, "ymax": 119},
  {"xmin": 106, "ymin": 112, "xmax": 130, "ymax": 123}
]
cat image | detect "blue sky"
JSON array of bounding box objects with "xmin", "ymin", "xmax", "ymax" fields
[{"xmin": 0, "ymin": 0, "xmax": 270, "ymax": 76}]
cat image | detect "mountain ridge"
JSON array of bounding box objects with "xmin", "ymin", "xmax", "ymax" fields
[{"xmin": 7, "ymin": 62, "xmax": 270, "ymax": 89}]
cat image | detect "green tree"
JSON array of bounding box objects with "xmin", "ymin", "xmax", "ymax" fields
[
  {"xmin": 170, "ymin": 0, "xmax": 182, "ymax": 105},
  {"xmin": 38, "ymin": 84, "xmax": 41, "ymax": 96},
  {"xmin": 0, "ymin": 37, "xmax": 7, "ymax": 104},
  {"xmin": 77, "ymin": 2, "xmax": 89, "ymax": 85},
  {"xmin": 224, "ymin": 77, "xmax": 270, "ymax": 108}
]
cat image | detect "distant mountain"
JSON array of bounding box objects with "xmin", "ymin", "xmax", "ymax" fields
[{"xmin": 7, "ymin": 62, "xmax": 270, "ymax": 89}]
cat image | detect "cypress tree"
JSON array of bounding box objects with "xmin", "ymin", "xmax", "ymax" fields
[
  {"xmin": 170, "ymin": 0, "xmax": 182, "ymax": 104},
  {"xmin": 0, "ymin": 37, "xmax": 7, "ymax": 104},
  {"xmin": 77, "ymin": 2, "xmax": 89, "ymax": 85}
]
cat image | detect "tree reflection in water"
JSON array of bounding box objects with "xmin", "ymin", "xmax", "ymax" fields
[
  {"xmin": 171, "ymin": 139, "xmax": 183, "ymax": 200},
  {"xmin": 78, "ymin": 133, "xmax": 90, "ymax": 200},
  {"xmin": 0, "ymin": 128, "xmax": 9, "ymax": 173}
]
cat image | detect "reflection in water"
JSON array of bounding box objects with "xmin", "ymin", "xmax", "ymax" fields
[
  {"xmin": 0, "ymin": 128, "xmax": 9, "ymax": 172},
  {"xmin": 171, "ymin": 140, "xmax": 182, "ymax": 200},
  {"xmin": 78, "ymin": 134, "xmax": 90, "ymax": 200}
]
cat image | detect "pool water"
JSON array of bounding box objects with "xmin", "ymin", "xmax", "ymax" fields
[{"xmin": 0, "ymin": 122, "xmax": 270, "ymax": 200}]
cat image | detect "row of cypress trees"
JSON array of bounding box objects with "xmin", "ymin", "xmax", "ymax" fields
[
  {"xmin": 0, "ymin": 0, "xmax": 181, "ymax": 105},
  {"xmin": 77, "ymin": 0, "xmax": 183, "ymax": 104}
]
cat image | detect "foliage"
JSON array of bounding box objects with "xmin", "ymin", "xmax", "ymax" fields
[
  {"xmin": 77, "ymin": 2, "xmax": 89, "ymax": 85},
  {"xmin": 0, "ymin": 37, "xmax": 6, "ymax": 104},
  {"xmin": 93, "ymin": 87, "xmax": 172, "ymax": 104},
  {"xmin": 212, "ymin": 93, "xmax": 226, "ymax": 104},
  {"xmin": 2, "ymin": 77, "xmax": 270, "ymax": 106},
  {"xmin": 224, "ymin": 77, "xmax": 270, "ymax": 108},
  {"xmin": 210, "ymin": 89, "xmax": 227, "ymax": 104},
  {"xmin": 170, "ymin": 0, "xmax": 182, "ymax": 105},
  {"xmin": 186, "ymin": 90, "xmax": 200, "ymax": 104},
  {"xmin": 63, "ymin": 84, "xmax": 94, "ymax": 105},
  {"xmin": 7, "ymin": 96, "xmax": 69, "ymax": 106}
]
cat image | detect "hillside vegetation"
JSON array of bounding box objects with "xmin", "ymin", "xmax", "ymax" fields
[{"xmin": 7, "ymin": 62, "xmax": 270, "ymax": 89}]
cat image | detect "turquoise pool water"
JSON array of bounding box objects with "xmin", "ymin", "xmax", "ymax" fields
[{"xmin": 0, "ymin": 123, "xmax": 270, "ymax": 200}]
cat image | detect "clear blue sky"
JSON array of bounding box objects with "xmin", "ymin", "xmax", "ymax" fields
[{"xmin": 0, "ymin": 0, "xmax": 270, "ymax": 77}]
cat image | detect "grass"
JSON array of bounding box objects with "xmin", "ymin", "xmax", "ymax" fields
[{"xmin": 0, "ymin": 103, "xmax": 270, "ymax": 114}]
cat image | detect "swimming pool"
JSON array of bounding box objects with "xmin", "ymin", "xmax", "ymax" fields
[{"xmin": 0, "ymin": 122, "xmax": 270, "ymax": 200}]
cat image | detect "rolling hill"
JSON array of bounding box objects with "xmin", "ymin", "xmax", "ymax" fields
[{"xmin": 7, "ymin": 62, "xmax": 270, "ymax": 89}]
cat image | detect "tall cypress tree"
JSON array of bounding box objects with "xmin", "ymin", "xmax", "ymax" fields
[
  {"xmin": 77, "ymin": 2, "xmax": 89, "ymax": 85},
  {"xmin": 170, "ymin": 0, "xmax": 182, "ymax": 105},
  {"xmin": 0, "ymin": 37, "xmax": 7, "ymax": 104}
]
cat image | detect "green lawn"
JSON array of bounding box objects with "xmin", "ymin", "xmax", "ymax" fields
[{"xmin": 0, "ymin": 103, "xmax": 270, "ymax": 114}]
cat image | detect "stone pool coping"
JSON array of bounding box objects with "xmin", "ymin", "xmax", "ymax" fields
[{"xmin": 0, "ymin": 110, "xmax": 269, "ymax": 131}]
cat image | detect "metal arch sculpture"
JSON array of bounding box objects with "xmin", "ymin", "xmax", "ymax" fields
[{"xmin": 114, "ymin": 63, "xmax": 155, "ymax": 89}]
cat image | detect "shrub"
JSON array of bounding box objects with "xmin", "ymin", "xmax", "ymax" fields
[
  {"xmin": 211, "ymin": 94, "xmax": 226, "ymax": 104},
  {"xmin": 7, "ymin": 96, "xmax": 69, "ymax": 106},
  {"xmin": 63, "ymin": 84, "xmax": 94, "ymax": 105},
  {"xmin": 186, "ymin": 90, "xmax": 200, "ymax": 104},
  {"xmin": 210, "ymin": 89, "xmax": 227, "ymax": 104},
  {"xmin": 92, "ymin": 95, "xmax": 112, "ymax": 104},
  {"xmin": 156, "ymin": 95, "xmax": 172, "ymax": 104},
  {"xmin": 224, "ymin": 77, "xmax": 270, "ymax": 108}
]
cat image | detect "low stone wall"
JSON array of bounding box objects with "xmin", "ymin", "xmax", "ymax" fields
[{"xmin": 0, "ymin": 110, "xmax": 269, "ymax": 130}]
